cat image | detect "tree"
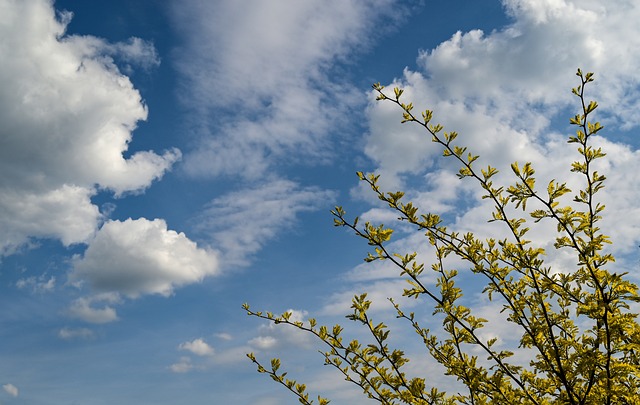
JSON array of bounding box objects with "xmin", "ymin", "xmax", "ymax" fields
[{"xmin": 243, "ymin": 70, "xmax": 640, "ymax": 404}]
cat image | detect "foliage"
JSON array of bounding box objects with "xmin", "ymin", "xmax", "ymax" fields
[{"xmin": 244, "ymin": 70, "xmax": 640, "ymax": 404}]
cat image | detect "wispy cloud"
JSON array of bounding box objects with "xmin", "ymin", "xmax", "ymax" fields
[
  {"xmin": 169, "ymin": 356, "xmax": 194, "ymax": 373},
  {"xmin": 16, "ymin": 274, "xmax": 56, "ymax": 293},
  {"xmin": 166, "ymin": 0, "xmax": 418, "ymax": 272},
  {"xmin": 58, "ymin": 327, "xmax": 96, "ymax": 341},
  {"xmin": 213, "ymin": 332, "xmax": 233, "ymax": 341},
  {"xmin": 195, "ymin": 180, "xmax": 336, "ymax": 266},
  {"xmin": 173, "ymin": 0, "xmax": 409, "ymax": 179}
]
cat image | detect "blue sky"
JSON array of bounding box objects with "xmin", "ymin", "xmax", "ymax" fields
[{"xmin": 1, "ymin": 1, "xmax": 640, "ymax": 404}]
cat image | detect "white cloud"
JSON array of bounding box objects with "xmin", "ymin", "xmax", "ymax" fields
[
  {"xmin": 214, "ymin": 332, "xmax": 233, "ymax": 341},
  {"xmin": 58, "ymin": 327, "xmax": 95, "ymax": 341},
  {"xmin": 2, "ymin": 383, "xmax": 18, "ymax": 397},
  {"xmin": 169, "ymin": 356, "xmax": 194, "ymax": 373},
  {"xmin": 170, "ymin": 342, "xmax": 253, "ymax": 372},
  {"xmin": 173, "ymin": 0, "xmax": 408, "ymax": 179},
  {"xmin": 362, "ymin": 1, "xmax": 640, "ymax": 257},
  {"xmin": 178, "ymin": 338, "xmax": 214, "ymax": 357},
  {"xmin": 170, "ymin": 336, "xmax": 244, "ymax": 371},
  {"xmin": 171, "ymin": 1, "xmax": 412, "ymax": 269},
  {"xmin": 63, "ymin": 216, "xmax": 215, "ymax": 317},
  {"xmin": 0, "ymin": 186, "xmax": 99, "ymax": 255},
  {"xmin": 68, "ymin": 295, "xmax": 119, "ymax": 324},
  {"xmin": 320, "ymin": 279, "xmax": 410, "ymax": 317},
  {"xmin": 418, "ymin": 0, "xmax": 640, "ymax": 126},
  {"xmin": 249, "ymin": 309, "xmax": 313, "ymax": 351},
  {"xmin": 0, "ymin": 0, "xmax": 179, "ymax": 255},
  {"xmin": 70, "ymin": 218, "xmax": 218, "ymax": 298},
  {"xmin": 364, "ymin": 1, "xmax": 640, "ymax": 180},
  {"xmin": 210, "ymin": 345, "xmax": 255, "ymax": 366},
  {"xmin": 101, "ymin": 36, "xmax": 161, "ymax": 72},
  {"xmin": 196, "ymin": 180, "xmax": 336, "ymax": 266},
  {"xmin": 16, "ymin": 274, "xmax": 55, "ymax": 293},
  {"xmin": 248, "ymin": 336, "xmax": 278, "ymax": 351}
]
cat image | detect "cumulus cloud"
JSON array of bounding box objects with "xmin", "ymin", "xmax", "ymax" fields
[
  {"xmin": 196, "ymin": 180, "xmax": 336, "ymax": 266},
  {"xmin": 414, "ymin": 0, "xmax": 640, "ymax": 126},
  {"xmin": 0, "ymin": 0, "xmax": 179, "ymax": 255},
  {"xmin": 0, "ymin": 186, "xmax": 99, "ymax": 255},
  {"xmin": 365, "ymin": 1, "xmax": 640, "ymax": 175},
  {"xmin": 70, "ymin": 218, "xmax": 218, "ymax": 298},
  {"xmin": 178, "ymin": 338, "xmax": 214, "ymax": 357},
  {"xmin": 363, "ymin": 0, "xmax": 640, "ymax": 254},
  {"xmin": 2, "ymin": 383, "xmax": 18, "ymax": 397}
]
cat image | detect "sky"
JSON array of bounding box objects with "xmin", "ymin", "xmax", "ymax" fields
[{"xmin": 1, "ymin": 0, "xmax": 640, "ymax": 404}]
